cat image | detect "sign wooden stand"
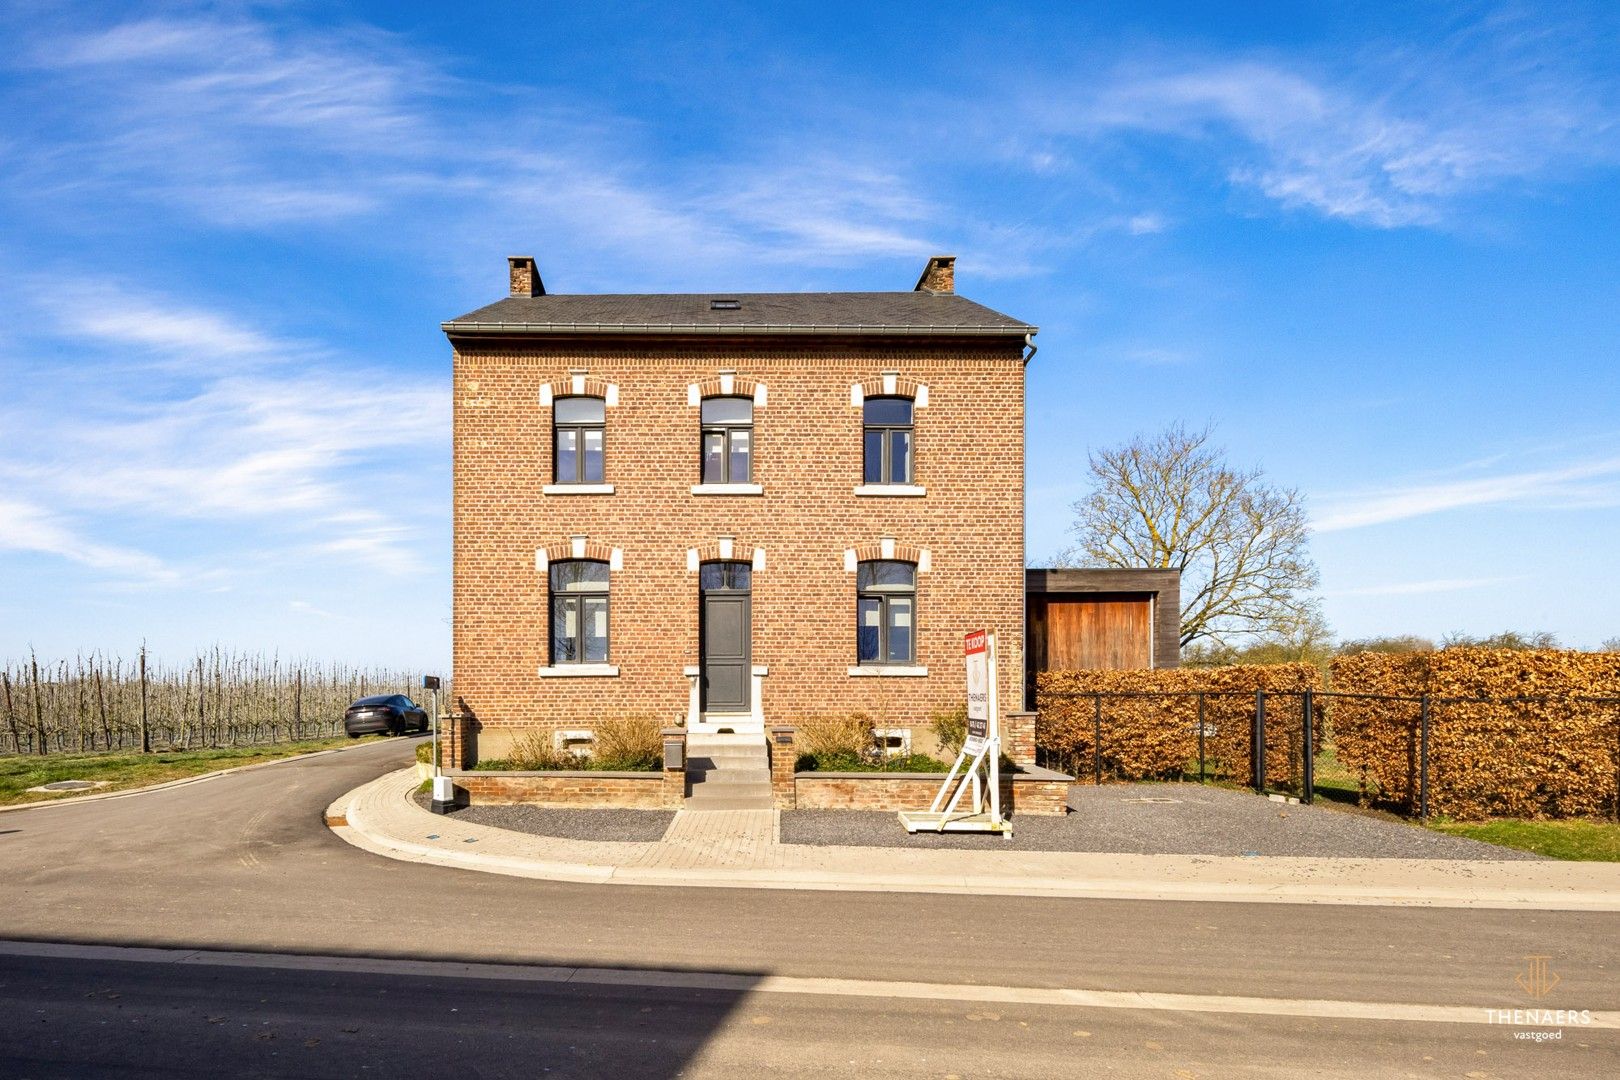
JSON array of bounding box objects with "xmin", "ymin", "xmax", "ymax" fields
[{"xmin": 898, "ymin": 630, "xmax": 1012, "ymax": 837}]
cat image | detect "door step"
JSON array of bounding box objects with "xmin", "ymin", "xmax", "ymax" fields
[{"xmin": 685, "ymin": 732, "xmax": 772, "ymax": 810}]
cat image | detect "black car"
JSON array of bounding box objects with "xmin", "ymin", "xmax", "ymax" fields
[{"xmin": 344, "ymin": 694, "xmax": 430, "ymax": 737}]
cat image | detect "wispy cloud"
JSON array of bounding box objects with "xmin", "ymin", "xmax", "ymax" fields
[
  {"xmin": 1031, "ymin": 11, "xmax": 1620, "ymax": 227},
  {"xmin": 0, "ymin": 495, "xmax": 175, "ymax": 583},
  {"xmin": 0, "ymin": 283, "xmax": 445, "ymax": 582},
  {"xmin": 1, "ymin": 10, "xmax": 949, "ymax": 275},
  {"xmin": 1326, "ymin": 576, "xmax": 1521, "ymax": 598},
  {"xmin": 33, "ymin": 282, "xmax": 293, "ymax": 364},
  {"xmin": 1314, "ymin": 456, "xmax": 1620, "ymax": 532}
]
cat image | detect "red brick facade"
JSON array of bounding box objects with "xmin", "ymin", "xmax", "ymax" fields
[{"xmin": 446, "ymin": 270, "xmax": 1030, "ymax": 767}]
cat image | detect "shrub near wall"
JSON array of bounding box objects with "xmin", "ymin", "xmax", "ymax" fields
[
  {"xmin": 1036, "ymin": 665, "xmax": 1323, "ymax": 787},
  {"xmin": 1329, "ymin": 649, "xmax": 1620, "ymax": 820}
]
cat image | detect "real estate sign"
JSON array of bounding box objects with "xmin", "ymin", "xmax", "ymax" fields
[
  {"xmin": 964, "ymin": 630, "xmax": 989, "ymax": 754},
  {"xmin": 899, "ymin": 628, "xmax": 1008, "ymax": 836}
]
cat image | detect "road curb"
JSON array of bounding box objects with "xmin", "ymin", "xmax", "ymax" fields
[
  {"xmin": 0, "ymin": 736, "xmax": 423, "ymax": 814},
  {"xmin": 326, "ymin": 769, "xmax": 1620, "ymax": 909}
]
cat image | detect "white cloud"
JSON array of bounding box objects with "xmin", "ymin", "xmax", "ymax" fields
[
  {"xmin": 2, "ymin": 11, "xmax": 948, "ymax": 273},
  {"xmin": 0, "ymin": 283, "xmax": 445, "ymax": 582},
  {"xmin": 1126, "ymin": 212, "xmax": 1168, "ymax": 235},
  {"xmin": 1314, "ymin": 456, "xmax": 1620, "ymax": 532},
  {"xmin": 1034, "ymin": 13, "xmax": 1620, "ymax": 228},
  {"xmin": 0, "ymin": 496, "xmax": 175, "ymax": 582},
  {"xmin": 1326, "ymin": 576, "xmax": 1520, "ymax": 598},
  {"xmin": 37, "ymin": 285, "xmax": 290, "ymax": 362}
]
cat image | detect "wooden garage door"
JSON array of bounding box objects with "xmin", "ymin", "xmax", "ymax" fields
[{"xmin": 1031, "ymin": 595, "xmax": 1152, "ymax": 671}]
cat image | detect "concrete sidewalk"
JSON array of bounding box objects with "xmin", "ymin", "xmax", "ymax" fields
[{"xmin": 327, "ymin": 768, "xmax": 1620, "ymax": 911}]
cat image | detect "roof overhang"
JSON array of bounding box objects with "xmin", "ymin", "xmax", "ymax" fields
[{"xmin": 441, "ymin": 321, "xmax": 1037, "ymax": 338}]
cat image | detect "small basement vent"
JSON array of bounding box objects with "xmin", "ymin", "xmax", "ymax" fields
[
  {"xmin": 709, "ymin": 299, "xmax": 741, "ymax": 310},
  {"xmin": 874, "ymin": 728, "xmax": 911, "ymax": 756},
  {"xmin": 555, "ymin": 730, "xmax": 594, "ymax": 757}
]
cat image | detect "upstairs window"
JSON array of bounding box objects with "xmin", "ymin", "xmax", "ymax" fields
[
  {"xmin": 701, "ymin": 396, "xmax": 753, "ymax": 483},
  {"xmin": 863, "ymin": 397, "xmax": 913, "ymax": 484},
  {"xmin": 554, "ymin": 397, "xmax": 605, "ymax": 484},
  {"xmin": 549, "ymin": 560, "xmax": 610, "ymax": 664},
  {"xmin": 856, "ymin": 560, "xmax": 916, "ymax": 664}
]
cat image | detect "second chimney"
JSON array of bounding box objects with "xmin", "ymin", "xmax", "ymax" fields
[
  {"xmin": 508, "ymin": 256, "xmax": 545, "ymax": 297},
  {"xmin": 913, "ymin": 254, "xmax": 956, "ymax": 294}
]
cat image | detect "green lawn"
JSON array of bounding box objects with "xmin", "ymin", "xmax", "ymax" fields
[
  {"xmin": 0, "ymin": 736, "xmax": 391, "ymax": 806},
  {"xmin": 1428, "ymin": 818, "xmax": 1620, "ymax": 862}
]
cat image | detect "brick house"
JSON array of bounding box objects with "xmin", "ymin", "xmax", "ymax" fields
[{"xmin": 441, "ymin": 255, "xmax": 1036, "ymax": 773}]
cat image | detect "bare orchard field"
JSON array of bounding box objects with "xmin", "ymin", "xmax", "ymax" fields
[{"xmin": 1, "ymin": 649, "xmax": 445, "ymax": 755}]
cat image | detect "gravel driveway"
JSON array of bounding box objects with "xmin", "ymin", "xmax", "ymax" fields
[
  {"xmin": 779, "ymin": 782, "xmax": 1540, "ymax": 860},
  {"xmin": 413, "ymin": 793, "xmax": 674, "ymax": 842}
]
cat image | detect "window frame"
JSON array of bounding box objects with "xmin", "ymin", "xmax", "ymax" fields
[
  {"xmin": 553, "ymin": 396, "xmax": 606, "ymax": 485},
  {"xmin": 548, "ymin": 559, "xmax": 611, "ymax": 665},
  {"xmin": 862, "ymin": 396, "xmax": 914, "ymax": 485},
  {"xmin": 700, "ymin": 396, "xmax": 754, "ymax": 484},
  {"xmin": 855, "ymin": 559, "xmax": 918, "ymax": 665}
]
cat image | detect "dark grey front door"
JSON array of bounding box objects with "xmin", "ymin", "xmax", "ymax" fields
[{"xmin": 700, "ymin": 563, "xmax": 751, "ymax": 712}]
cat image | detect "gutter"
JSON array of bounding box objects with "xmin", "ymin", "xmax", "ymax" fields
[
  {"xmin": 441, "ymin": 320, "xmax": 1038, "ymax": 338},
  {"xmin": 1022, "ymin": 331, "xmax": 1038, "ymax": 366}
]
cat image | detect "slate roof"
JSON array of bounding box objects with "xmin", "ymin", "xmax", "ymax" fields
[{"xmin": 441, "ymin": 292, "xmax": 1035, "ymax": 337}]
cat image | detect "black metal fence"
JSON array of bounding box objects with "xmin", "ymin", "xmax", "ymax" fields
[{"xmin": 1036, "ymin": 689, "xmax": 1620, "ymax": 821}]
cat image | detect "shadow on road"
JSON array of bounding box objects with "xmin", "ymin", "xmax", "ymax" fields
[{"xmin": 0, "ymin": 940, "xmax": 762, "ymax": 1079}]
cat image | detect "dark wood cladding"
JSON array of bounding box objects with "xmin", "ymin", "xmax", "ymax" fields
[{"xmin": 1025, "ymin": 568, "xmax": 1181, "ymax": 707}]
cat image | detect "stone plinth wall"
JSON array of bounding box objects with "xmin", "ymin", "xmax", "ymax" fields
[
  {"xmin": 794, "ymin": 766, "xmax": 1071, "ymax": 815},
  {"xmin": 449, "ymin": 770, "xmax": 674, "ymax": 809}
]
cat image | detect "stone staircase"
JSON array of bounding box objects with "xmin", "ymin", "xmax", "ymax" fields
[{"xmin": 685, "ymin": 733, "xmax": 773, "ymax": 811}]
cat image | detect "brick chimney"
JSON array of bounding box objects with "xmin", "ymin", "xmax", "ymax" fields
[
  {"xmin": 913, "ymin": 254, "xmax": 956, "ymax": 294},
  {"xmin": 508, "ymin": 256, "xmax": 544, "ymax": 297}
]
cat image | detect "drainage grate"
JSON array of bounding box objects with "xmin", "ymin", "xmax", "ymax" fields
[
  {"xmin": 1119, "ymin": 797, "xmax": 1183, "ymax": 804},
  {"xmin": 41, "ymin": 780, "xmax": 99, "ymax": 791}
]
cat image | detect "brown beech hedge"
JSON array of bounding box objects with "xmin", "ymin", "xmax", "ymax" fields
[
  {"xmin": 1035, "ymin": 665, "xmax": 1324, "ymax": 787},
  {"xmin": 1328, "ymin": 649, "xmax": 1620, "ymax": 820}
]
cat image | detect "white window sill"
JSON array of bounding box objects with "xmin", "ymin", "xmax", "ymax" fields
[
  {"xmin": 847, "ymin": 665, "xmax": 929, "ymax": 677},
  {"xmin": 538, "ymin": 664, "xmax": 620, "ymax": 678},
  {"xmin": 542, "ymin": 483, "xmax": 615, "ymax": 495},
  {"xmin": 691, "ymin": 483, "xmax": 763, "ymax": 496},
  {"xmin": 853, "ymin": 484, "xmax": 926, "ymax": 497}
]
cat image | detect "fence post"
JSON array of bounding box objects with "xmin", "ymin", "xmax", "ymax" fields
[
  {"xmin": 1418, "ymin": 694, "xmax": 1431, "ymax": 821},
  {"xmin": 1252, "ymin": 689, "xmax": 1267, "ymax": 793},
  {"xmin": 1092, "ymin": 694, "xmax": 1103, "ymax": 785},
  {"xmin": 1301, "ymin": 689, "xmax": 1314, "ymax": 805},
  {"xmin": 1197, "ymin": 692, "xmax": 1206, "ymax": 782},
  {"xmin": 138, "ymin": 645, "xmax": 150, "ymax": 755}
]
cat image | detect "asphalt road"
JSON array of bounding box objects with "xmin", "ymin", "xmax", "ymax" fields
[{"xmin": 0, "ymin": 737, "xmax": 1616, "ymax": 1077}]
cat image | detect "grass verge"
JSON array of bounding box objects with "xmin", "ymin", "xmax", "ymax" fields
[
  {"xmin": 0, "ymin": 735, "xmax": 393, "ymax": 807},
  {"xmin": 1428, "ymin": 818, "xmax": 1620, "ymax": 861}
]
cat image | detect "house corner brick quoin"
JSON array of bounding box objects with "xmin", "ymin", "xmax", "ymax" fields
[{"xmin": 442, "ymin": 254, "xmax": 1036, "ymax": 756}]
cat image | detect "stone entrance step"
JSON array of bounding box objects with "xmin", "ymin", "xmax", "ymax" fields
[{"xmin": 685, "ymin": 733, "xmax": 772, "ymax": 811}]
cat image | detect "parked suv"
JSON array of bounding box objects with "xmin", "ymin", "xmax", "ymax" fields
[{"xmin": 343, "ymin": 694, "xmax": 430, "ymax": 737}]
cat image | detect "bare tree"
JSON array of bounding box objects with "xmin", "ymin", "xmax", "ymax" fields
[
  {"xmin": 1441, "ymin": 630, "xmax": 1560, "ymax": 650},
  {"xmin": 1062, "ymin": 423, "xmax": 1319, "ymax": 649}
]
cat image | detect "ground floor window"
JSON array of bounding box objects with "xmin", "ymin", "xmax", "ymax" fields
[
  {"xmin": 856, "ymin": 560, "xmax": 916, "ymax": 663},
  {"xmin": 550, "ymin": 560, "xmax": 610, "ymax": 663}
]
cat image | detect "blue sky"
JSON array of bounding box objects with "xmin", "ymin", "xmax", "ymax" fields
[{"xmin": 2, "ymin": 1, "xmax": 1617, "ymax": 670}]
